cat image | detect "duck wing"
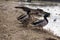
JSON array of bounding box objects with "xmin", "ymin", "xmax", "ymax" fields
[
  {"xmin": 32, "ymin": 20, "xmax": 44, "ymax": 25},
  {"xmin": 15, "ymin": 6, "xmax": 31, "ymax": 12},
  {"xmin": 17, "ymin": 15, "xmax": 27, "ymax": 20}
]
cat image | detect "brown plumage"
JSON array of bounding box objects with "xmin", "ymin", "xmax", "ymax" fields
[
  {"xmin": 17, "ymin": 14, "xmax": 31, "ymax": 27},
  {"xmin": 15, "ymin": 6, "xmax": 44, "ymax": 16}
]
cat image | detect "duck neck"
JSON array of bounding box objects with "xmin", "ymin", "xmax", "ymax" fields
[
  {"xmin": 27, "ymin": 11, "xmax": 30, "ymax": 17},
  {"xmin": 44, "ymin": 17, "xmax": 48, "ymax": 23}
]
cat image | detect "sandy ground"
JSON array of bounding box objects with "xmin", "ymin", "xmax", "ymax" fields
[{"xmin": 0, "ymin": 1, "xmax": 60, "ymax": 40}]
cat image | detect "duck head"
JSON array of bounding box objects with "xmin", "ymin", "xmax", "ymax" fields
[{"xmin": 44, "ymin": 12, "xmax": 50, "ymax": 17}]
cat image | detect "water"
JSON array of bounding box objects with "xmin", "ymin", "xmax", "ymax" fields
[{"xmin": 24, "ymin": 4, "xmax": 60, "ymax": 37}]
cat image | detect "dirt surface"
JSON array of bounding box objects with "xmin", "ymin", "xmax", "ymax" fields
[{"xmin": 0, "ymin": 1, "xmax": 60, "ymax": 40}]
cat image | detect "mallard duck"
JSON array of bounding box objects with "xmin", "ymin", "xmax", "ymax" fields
[
  {"xmin": 15, "ymin": 6, "xmax": 33, "ymax": 27},
  {"xmin": 31, "ymin": 13, "xmax": 50, "ymax": 28},
  {"xmin": 15, "ymin": 6, "xmax": 31, "ymax": 21}
]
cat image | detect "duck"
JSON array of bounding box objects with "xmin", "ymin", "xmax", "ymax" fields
[
  {"xmin": 15, "ymin": 6, "xmax": 43, "ymax": 15},
  {"xmin": 15, "ymin": 6, "xmax": 31, "ymax": 22},
  {"xmin": 17, "ymin": 14, "xmax": 31, "ymax": 27},
  {"xmin": 16, "ymin": 7, "xmax": 31, "ymax": 27},
  {"xmin": 15, "ymin": 6, "xmax": 45, "ymax": 16},
  {"xmin": 31, "ymin": 13, "xmax": 50, "ymax": 28}
]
